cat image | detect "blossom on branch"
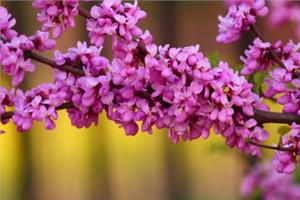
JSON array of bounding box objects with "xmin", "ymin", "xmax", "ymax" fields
[
  {"xmin": 32, "ymin": 0, "xmax": 79, "ymax": 38},
  {"xmin": 1, "ymin": 0, "xmax": 300, "ymax": 175},
  {"xmin": 217, "ymin": 0, "xmax": 268, "ymax": 43},
  {"xmin": 0, "ymin": 6, "xmax": 17, "ymax": 40},
  {"xmin": 86, "ymin": 0, "xmax": 146, "ymax": 47}
]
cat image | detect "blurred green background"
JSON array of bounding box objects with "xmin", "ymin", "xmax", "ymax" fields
[{"xmin": 0, "ymin": 1, "xmax": 297, "ymax": 200}]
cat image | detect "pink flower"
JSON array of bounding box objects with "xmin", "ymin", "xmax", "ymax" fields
[
  {"xmin": 32, "ymin": 0, "xmax": 79, "ymax": 38},
  {"xmin": 217, "ymin": 0, "xmax": 268, "ymax": 43},
  {"xmin": 53, "ymin": 42, "xmax": 111, "ymax": 128},
  {"xmin": 29, "ymin": 31, "xmax": 56, "ymax": 51},
  {"xmin": 272, "ymin": 128, "xmax": 300, "ymax": 174},
  {"xmin": 86, "ymin": 0, "xmax": 146, "ymax": 47},
  {"xmin": 0, "ymin": 35, "xmax": 35, "ymax": 86},
  {"xmin": 0, "ymin": 6, "xmax": 17, "ymax": 40},
  {"xmin": 241, "ymin": 163, "xmax": 300, "ymax": 200},
  {"xmin": 12, "ymin": 83, "xmax": 67, "ymax": 131},
  {"xmin": 240, "ymin": 38, "xmax": 276, "ymax": 75}
]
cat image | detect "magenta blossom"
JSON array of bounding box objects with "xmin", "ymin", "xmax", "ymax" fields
[
  {"xmin": 241, "ymin": 163, "xmax": 300, "ymax": 200},
  {"xmin": 272, "ymin": 123, "xmax": 300, "ymax": 174},
  {"xmin": 0, "ymin": 6, "xmax": 17, "ymax": 40},
  {"xmin": 12, "ymin": 83, "xmax": 67, "ymax": 131},
  {"xmin": 0, "ymin": 35, "xmax": 35, "ymax": 86},
  {"xmin": 269, "ymin": 0, "xmax": 300, "ymax": 40},
  {"xmin": 32, "ymin": 0, "xmax": 79, "ymax": 38},
  {"xmin": 217, "ymin": 0, "xmax": 268, "ymax": 43},
  {"xmin": 86, "ymin": 0, "xmax": 146, "ymax": 47}
]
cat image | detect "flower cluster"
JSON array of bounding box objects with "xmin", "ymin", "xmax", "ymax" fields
[
  {"xmin": 109, "ymin": 39, "xmax": 269, "ymax": 154},
  {"xmin": 269, "ymin": 0, "xmax": 300, "ymax": 40},
  {"xmin": 217, "ymin": 0, "xmax": 268, "ymax": 43},
  {"xmin": 86, "ymin": 0, "xmax": 146, "ymax": 47},
  {"xmin": 32, "ymin": 0, "xmax": 79, "ymax": 38},
  {"xmin": 269, "ymin": 41, "xmax": 300, "ymax": 115},
  {"xmin": 54, "ymin": 42, "xmax": 112, "ymax": 128},
  {"xmin": 0, "ymin": 35, "xmax": 35, "ymax": 86},
  {"xmin": 0, "ymin": 30, "xmax": 55, "ymax": 86},
  {"xmin": 240, "ymin": 38, "xmax": 300, "ymax": 117},
  {"xmin": 240, "ymin": 37, "xmax": 281, "ymax": 75},
  {"xmin": 241, "ymin": 163, "xmax": 300, "ymax": 200},
  {"xmin": 3, "ymin": 0, "xmax": 300, "ymax": 180},
  {"xmin": 272, "ymin": 123, "xmax": 300, "ymax": 174},
  {"xmin": 12, "ymin": 83, "xmax": 67, "ymax": 131},
  {"xmin": 0, "ymin": 6, "xmax": 17, "ymax": 40},
  {"xmin": 0, "ymin": 1, "xmax": 271, "ymax": 157}
]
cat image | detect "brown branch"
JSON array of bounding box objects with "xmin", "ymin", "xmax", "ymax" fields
[
  {"xmin": 78, "ymin": 7, "xmax": 92, "ymax": 19},
  {"xmin": 0, "ymin": 36, "xmax": 84, "ymax": 76},
  {"xmin": 254, "ymin": 109, "xmax": 300, "ymax": 125},
  {"xmin": 24, "ymin": 51, "xmax": 85, "ymax": 76},
  {"xmin": 0, "ymin": 111, "xmax": 14, "ymax": 121},
  {"xmin": 248, "ymin": 140, "xmax": 296, "ymax": 152},
  {"xmin": 2, "ymin": 104, "xmax": 300, "ymax": 125}
]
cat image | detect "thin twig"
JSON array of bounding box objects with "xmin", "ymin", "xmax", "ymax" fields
[
  {"xmin": 78, "ymin": 7, "xmax": 92, "ymax": 19},
  {"xmin": 248, "ymin": 140, "xmax": 295, "ymax": 152},
  {"xmin": 24, "ymin": 51, "xmax": 85, "ymax": 76}
]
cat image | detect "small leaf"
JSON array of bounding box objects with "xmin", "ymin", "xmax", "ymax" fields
[
  {"xmin": 277, "ymin": 125, "xmax": 291, "ymax": 135},
  {"xmin": 252, "ymin": 72, "xmax": 267, "ymax": 94},
  {"xmin": 208, "ymin": 52, "xmax": 219, "ymax": 68}
]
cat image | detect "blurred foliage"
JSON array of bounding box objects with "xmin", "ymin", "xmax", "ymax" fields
[
  {"xmin": 277, "ymin": 125, "xmax": 291, "ymax": 136},
  {"xmin": 253, "ymin": 72, "xmax": 267, "ymax": 94},
  {"xmin": 294, "ymin": 166, "xmax": 300, "ymax": 184},
  {"xmin": 208, "ymin": 52, "xmax": 219, "ymax": 68}
]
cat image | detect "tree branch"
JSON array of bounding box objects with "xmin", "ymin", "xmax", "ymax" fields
[
  {"xmin": 254, "ymin": 109, "xmax": 300, "ymax": 124},
  {"xmin": 2, "ymin": 104, "xmax": 300, "ymax": 125},
  {"xmin": 0, "ymin": 111, "xmax": 14, "ymax": 121},
  {"xmin": 248, "ymin": 140, "xmax": 295, "ymax": 152},
  {"xmin": 78, "ymin": 7, "xmax": 92, "ymax": 19},
  {"xmin": 24, "ymin": 51, "xmax": 85, "ymax": 76}
]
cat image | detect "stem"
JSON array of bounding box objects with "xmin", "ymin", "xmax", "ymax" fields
[
  {"xmin": 2, "ymin": 105, "xmax": 300, "ymax": 125},
  {"xmin": 24, "ymin": 51, "xmax": 85, "ymax": 76},
  {"xmin": 248, "ymin": 140, "xmax": 295, "ymax": 152},
  {"xmin": 78, "ymin": 7, "xmax": 92, "ymax": 19},
  {"xmin": 250, "ymin": 24, "xmax": 286, "ymax": 68},
  {"xmin": 0, "ymin": 111, "xmax": 14, "ymax": 121},
  {"xmin": 254, "ymin": 109, "xmax": 300, "ymax": 125}
]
